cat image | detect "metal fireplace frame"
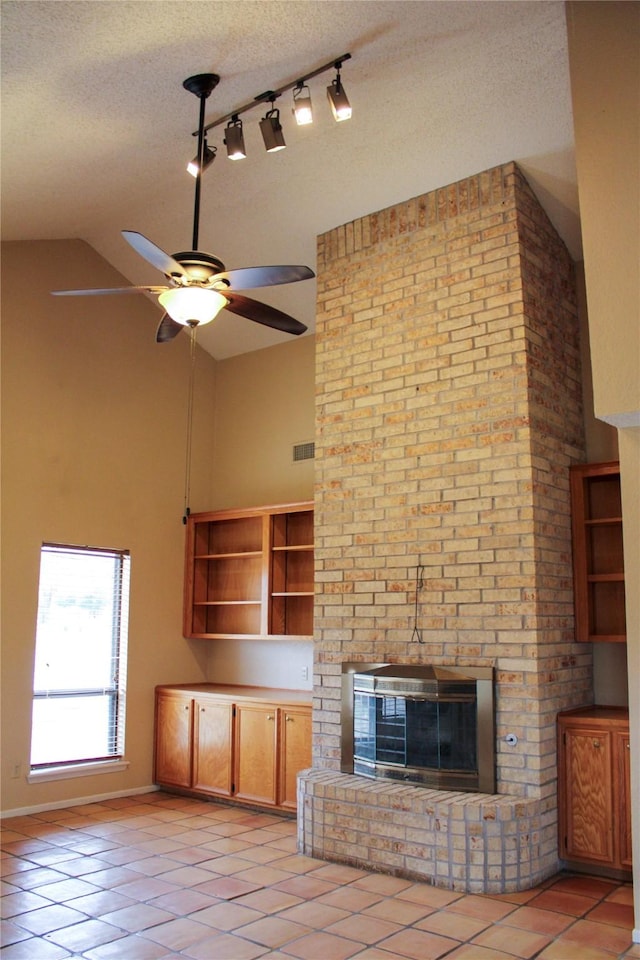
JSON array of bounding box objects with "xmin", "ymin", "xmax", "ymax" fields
[{"xmin": 341, "ymin": 662, "xmax": 495, "ymax": 794}]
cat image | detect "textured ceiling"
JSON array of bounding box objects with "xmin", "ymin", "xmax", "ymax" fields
[{"xmin": 1, "ymin": 0, "xmax": 580, "ymax": 359}]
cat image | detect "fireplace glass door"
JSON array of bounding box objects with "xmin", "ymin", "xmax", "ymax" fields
[{"xmin": 353, "ymin": 691, "xmax": 479, "ymax": 789}]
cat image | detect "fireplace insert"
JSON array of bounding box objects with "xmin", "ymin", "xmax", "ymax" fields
[{"xmin": 341, "ymin": 663, "xmax": 495, "ymax": 793}]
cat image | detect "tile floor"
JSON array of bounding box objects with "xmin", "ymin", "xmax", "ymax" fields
[{"xmin": 1, "ymin": 791, "xmax": 637, "ymax": 959}]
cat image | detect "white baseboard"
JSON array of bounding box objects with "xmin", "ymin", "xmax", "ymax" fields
[{"xmin": 1, "ymin": 784, "xmax": 159, "ymax": 819}]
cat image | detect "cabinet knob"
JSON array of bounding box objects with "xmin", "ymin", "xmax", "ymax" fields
[
  {"xmin": 286, "ymin": 715, "xmax": 294, "ymax": 722},
  {"xmin": 593, "ymin": 739, "xmax": 601, "ymax": 748},
  {"xmin": 201, "ymin": 707, "xmax": 205, "ymax": 712},
  {"xmin": 267, "ymin": 714, "xmax": 274, "ymax": 721},
  {"xmin": 184, "ymin": 705, "xmax": 189, "ymax": 711}
]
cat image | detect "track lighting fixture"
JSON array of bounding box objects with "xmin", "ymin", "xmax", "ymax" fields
[
  {"xmin": 224, "ymin": 116, "xmax": 246, "ymax": 160},
  {"xmin": 187, "ymin": 139, "xmax": 216, "ymax": 177},
  {"xmin": 188, "ymin": 53, "xmax": 352, "ymax": 166},
  {"xmin": 327, "ymin": 67, "xmax": 351, "ymax": 121},
  {"xmin": 292, "ymin": 82, "xmax": 313, "ymax": 125},
  {"xmin": 260, "ymin": 102, "xmax": 286, "ymax": 152}
]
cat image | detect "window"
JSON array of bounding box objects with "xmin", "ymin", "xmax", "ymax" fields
[{"xmin": 30, "ymin": 543, "xmax": 130, "ymax": 770}]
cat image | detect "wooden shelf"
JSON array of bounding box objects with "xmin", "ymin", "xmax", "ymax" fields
[
  {"xmin": 570, "ymin": 462, "xmax": 626, "ymax": 643},
  {"xmin": 184, "ymin": 502, "xmax": 313, "ymax": 639}
]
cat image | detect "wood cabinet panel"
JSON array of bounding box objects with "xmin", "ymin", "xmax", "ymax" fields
[
  {"xmin": 562, "ymin": 726, "xmax": 613, "ymax": 863},
  {"xmin": 280, "ymin": 707, "xmax": 312, "ymax": 810},
  {"xmin": 618, "ymin": 731, "xmax": 633, "ymax": 869},
  {"xmin": 558, "ymin": 707, "xmax": 631, "ymax": 876},
  {"xmin": 193, "ymin": 698, "xmax": 233, "ymax": 796},
  {"xmin": 234, "ymin": 703, "xmax": 278, "ymax": 806},
  {"xmin": 154, "ymin": 692, "xmax": 192, "ymax": 788}
]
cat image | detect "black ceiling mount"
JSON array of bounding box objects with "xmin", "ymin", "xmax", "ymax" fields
[
  {"xmin": 183, "ymin": 74, "xmax": 221, "ymax": 250},
  {"xmin": 183, "ymin": 73, "xmax": 220, "ymax": 98}
]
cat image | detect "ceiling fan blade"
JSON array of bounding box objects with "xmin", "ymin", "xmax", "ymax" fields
[
  {"xmin": 213, "ymin": 264, "xmax": 315, "ymax": 290},
  {"xmin": 223, "ymin": 293, "xmax": 307, "ymax": 335},
  {"xmin": 122, "ymin": 230, "xmax": 189, "ymax": 279},
  {"xmin": 156, "ymin": 313, "xmax": 185, "ymax": 343},
  {"xmin": 52, "ymin": 285, "xmax": 169, "ymax": 297}
]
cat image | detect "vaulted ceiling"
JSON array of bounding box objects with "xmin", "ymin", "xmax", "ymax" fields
[{"xmin": 1, "ymin": 0, "xmax": 580, "ymax": 359}]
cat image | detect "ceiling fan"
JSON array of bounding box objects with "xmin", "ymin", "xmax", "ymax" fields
[{"xmin": 52, "ymin": 73, "xmax": 314, "ymax": 343}]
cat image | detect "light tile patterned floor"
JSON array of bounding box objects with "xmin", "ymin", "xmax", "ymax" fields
[{"xmin": 1, "ymin": 791, "xmax": 637, "ymax": 959}]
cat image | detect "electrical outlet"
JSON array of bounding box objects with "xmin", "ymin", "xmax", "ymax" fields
[
  {"xmin": 301, "ymin": 666, "xmax": 309, "ymax": 682},
  {"xmin": 11, "ymin": 762, "xmax": 21, "ymax": 779}
]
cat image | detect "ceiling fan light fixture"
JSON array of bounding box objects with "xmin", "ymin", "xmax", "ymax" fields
[
  {"xmin": 187, "ymin": 140, "xmax": 217, "ymax": 177},
  {"xmin": 327, "ymin": 74, "xmax": 351, "ymax": 121},
  {"xmin": 260, "ymin": 107, "xmax": 286, "ymax": 152},
  {"xmin": 292, "ymin": 82, "xmax": 313, "ymax": 125},
  {"xmin": 158, "ymin": 287, "xmax": 227, "ymax": 326},
  {"xmin": 224, "ymin": 117, "xmax": 246, "ymax": 160}
]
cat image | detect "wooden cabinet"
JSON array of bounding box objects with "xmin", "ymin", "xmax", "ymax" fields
[
  {"xmin": 570, "ymin": 462, "xmax": 626, "ymax": 642},
  {"xmin": 183, "ymin": 502, "xmax": 314, "ymax": 640},
  {"xmin": 558, "ymin": 706, "xmax": 631, "ymax": 876},
  {"xmin": 154, "ymin": 684, "xmax": 311, "ymax": 812}
]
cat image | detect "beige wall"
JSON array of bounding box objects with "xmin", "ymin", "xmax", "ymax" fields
[
  {"xmin": 209, "ymin": 336, "xmax": 314, "ymax": 509},
  {"xmin": 0, "ymin": 240, "xmax": 217, "ymax": 813},
  {"xmin": 205, "ymin": 335, "xmax": 315, "ymax": 690},
  {"xmin": 567, "ymin": 0, "xmax": 640, "ymax": 934},
  {"xmin": 567, "ymin": 1, "xmax": 640, "ymax": 426}
]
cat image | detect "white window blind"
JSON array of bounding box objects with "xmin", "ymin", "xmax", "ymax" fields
[{"xmin": 30, "ymin": 543, "xmax": 130, "ymax": 769}]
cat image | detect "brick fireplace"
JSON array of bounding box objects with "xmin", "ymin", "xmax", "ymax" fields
[{"xmin": 298, "ymin": 162, "xmax": 593, "ymax": 892}]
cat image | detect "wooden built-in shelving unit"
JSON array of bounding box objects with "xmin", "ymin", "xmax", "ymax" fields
[{"xmin": 183, "ymin": 501, "xmax": 314, "ymax": 640}]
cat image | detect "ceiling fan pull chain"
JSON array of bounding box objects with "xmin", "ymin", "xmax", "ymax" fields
[{"xmin": 182, "ymin": 325, "xmax": 198, "ymax": 524}]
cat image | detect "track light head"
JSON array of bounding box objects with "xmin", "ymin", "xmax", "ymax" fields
[
  {"xmin": 292, "ymin": 82, "xmax": 313, "ymax": 126},
  {"xmin": 187, "ymin": 140, "xmax": 216, "ymax": 177},
  {"xmin": 260, "ymin": 105, "xmax": 286, "ymax": 152},
  {"xmin": 224, "ymin": 116, "xmax": 246, "ymax": 160},
  {"xmin": 327, "ymin": 72, "xmax": 351, "ymax": 121}
]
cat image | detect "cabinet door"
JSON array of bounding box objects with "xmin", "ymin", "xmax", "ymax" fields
[
  {"xmin": 279, "ymin": 706, "xmax": 312, "ymax": 810},
  {"xmin": 562, "ymin": 726, "xmax": 614, "ymax": 864},
  {"xmin": 155, "ymin": 692, "xmax": 193, "ymax": 788},
  {"xmin": 193, "ymin": 698, "xmax": 233, "ymax": 797},
  {"xmin": 234, "ymin": 703, "xmax": 277, "ymax": 805},
  {"xmin": 618, "ymin": 732, "xmax": 633, "ymax": 868}
]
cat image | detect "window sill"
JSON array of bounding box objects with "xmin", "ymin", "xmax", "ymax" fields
[{"xmin": 27, "ymin": 759, "xmax": 129, "ymax": 783}]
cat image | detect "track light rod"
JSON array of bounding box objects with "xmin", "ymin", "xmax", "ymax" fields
[{"xmin": 194, "ymin": 53, "xmax": 351, "ymax": 136}]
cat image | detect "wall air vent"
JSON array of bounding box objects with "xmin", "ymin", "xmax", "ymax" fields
[{"xmin": 293, "ymin": 441, "xmax": 315, "ymax": 462}]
